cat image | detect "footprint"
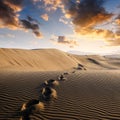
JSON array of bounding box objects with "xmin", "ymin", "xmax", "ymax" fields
[
  {"xmin": 44, "ymin": 79, "xmax": 59, "ymax": 87},
  {"xmin": 41, "ymin": 87, "xmax": 57, "ymax": 101},
  {"xmin": 20, "ymin": 99, "xmax": 44, "ymax": 120},
  {"xmin": 58, "ymin": 74, "xmax": 67, "ymax": 81}
]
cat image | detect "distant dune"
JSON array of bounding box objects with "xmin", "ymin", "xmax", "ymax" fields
[
  {"xmin": 72, "ymin": 54, "xmax": 120, "ymax": 70},
  {"xmin": 0, "ymin": 48, "xmax": 119, "ymax": 71}
]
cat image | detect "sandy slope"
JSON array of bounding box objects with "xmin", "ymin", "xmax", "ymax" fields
[
  {"xmin": 0, "ymin": 70, "xmax": 120, "ymax": 120},
  {"xmin": 105, "ymin": 56, "xmax": 120, "ymax": 68},
  {"xmin": 73, "ymin": 54, "xmax": 120, "ymax": 70},
  {"xmin": 0, "ymin": 48, "xmax": 119, "ymax": 71},
  {"xmin": 0, "ymin": 48, "xmax": 79, "ymax": 71},
  {"xmin": 0, "ymin": 48, "xmax": 120, "ymax": 120}
]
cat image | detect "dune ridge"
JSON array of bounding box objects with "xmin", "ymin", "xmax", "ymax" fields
[
  {"xmin": 0, "ymin": 48, "xmax": 119, "ymax": 71},
  {"xmin": 73, "ymin": 54, "xmax": 120, "ymax": 70},
  {"xmin": 0, "ymin": 48, "xmax": 79, "ymax": 71}
]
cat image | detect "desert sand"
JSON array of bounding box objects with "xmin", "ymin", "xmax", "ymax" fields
[{"xmin": 0, "ymin": 48, "xmax": 120, "ymax": 120}]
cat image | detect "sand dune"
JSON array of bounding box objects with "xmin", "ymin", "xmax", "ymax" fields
[
  {"xmin": 105, "ymin": 56, "xmax": 120, "ymax": 68},
  {"xmin": 73, "ymin": 55, "xmax": 120, "ymax": 70},
  {"xmin": 0, "ymin": 48, "xmax": 79, "ymax": 71},
  {"xmin": 0, "ymin": 70, "xmax": 120, "ymax": 120},
  {"xmin": 0, "ymin": 48, "xmax": 120, "ymax": 120},
  {"xmin": 0, "ymin": 48, "xmax": 119, "ymax": 71}
]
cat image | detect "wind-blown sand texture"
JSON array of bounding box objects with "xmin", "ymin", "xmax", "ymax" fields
[
  {"xmin": 0, "ymin": 48, "xmax": 119, "ymax": 71},
  {"xmin": 0, "ymin": 48, "xmax": 120, "ymax": 120},
  {"xmin": 0, "ymin": 48, "xmax": 78, "ymax": 71}
]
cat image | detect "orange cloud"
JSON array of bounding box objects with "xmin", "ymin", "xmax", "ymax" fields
[
  {"xmin": 42, "ymin": 0, "xmax": 67, "ymax": 13},
  {"xmin": 41, "ymin": 14, "xmax": 49, "ymax": 21},
  {"xmin": 116, "ymin": 19, "xmax": 120, "ymax": 25},
  {"xmin": 0, "ymin": 0, "xmax": 43, "ymax": 38},
  {"xmin": 43, "ymin": 0, "xmax": 62, "ymax": 11},
  {"xmin": 67, "ymin": 0, "xmax": 113, "ymax": 29},
  {"xmin": 4, "ymin": 0, "xmax": 22, "ymax": 12},
  {"xmin": 0, "ymin": 0, "xmax": 22, "ymax": 30},
  {"xmin": 62, "ymin": 0, "xmax": 120, "ymax": 46},
  {"xmin": 106, "ymin": 38, "xmax": 120, "ymax": 46}
]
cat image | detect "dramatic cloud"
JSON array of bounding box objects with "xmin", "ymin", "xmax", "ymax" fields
[
  {"xmin": 66, "ymin": 0, "xmax": 113, "ymax": 30},
  {"xmin": 0, "ymin": 0, "xmax": 23, "ymax": 29},
  {"xmin": 31, "ymin": 0, "xmax": 120, "ymax": 43},
  {"xmin": 21, "ymin": 16, "xmax": 43, "ymax": 38},
  {"xmin": 41, "ymin": 14, "xmax": 49, "ymax": 21},
  {"xmin": 90, "ymin": 29, "xmax": 120, "ymax": 46},
  {"xmin": 0, "ymin": 0, "xmax": 120, "ymax": 45},
  {"xmin": 0, "ymin": 0, "xmax": 43, "ymax": 38},
  {"xmin": 61, "ymin": 0, "xmax": 120, "ymax": 46},
  {"xmin": 3, "ymin": 0, "xmax": 23, "ymax": 11}
]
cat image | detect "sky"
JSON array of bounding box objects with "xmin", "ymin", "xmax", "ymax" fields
[{"xmin": 0, "ymin": 0, "xmax": 120, "ymax": 55}]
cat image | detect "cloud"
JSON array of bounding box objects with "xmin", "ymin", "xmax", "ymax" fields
[
  {"xmin": 109, "ymin": 15, "xmax": 120, "ymax": 46},
  {"xmin": 61, "ymin": 0, "xmax": 120, "ymax": 46},
  {"xmin": 59, "ymin": 16, "xmax": 68, "ymax": 24},
  {"xmin": 66, "ymin": 0, "xmax": 113, "ymax": 29},
  {"xmin": 21, "ymin": 16, "xmax": 43, "ymax": 38},
  {"xmin": 31, "ymin": 0, "xmax": 120, "ymax": 44},
  {"xmin": 0, "ymin": 0, "xmax": 43, "ymax": 38},
  {"xmin": 41, "ymin": 14, "xmax": 49, "ymax": 21},
  {"xmin": 92, "ymin": 29, "xmax": 120, "ymax": 46},
  {"xmin": 59, "ymin": 36, "xmax": 78, "ymax": 44},
  {"xmin": 106, "ymin": 35, "xmax": 120, "ymax": 46},
  {"xmin": 43, "ymin": 0, "xmax": 62, "ymax": 11},
  {"xmin": 51, "ymin": 35, "xmax": 79, "ymax": 48},
  {"xmin": 3, "ymin": 0, "xmax": 23, "ymax": 12},
  {"xmin": 42, "ymin": 0, "xmax": 68, "ymax": 13},
  {"xmin": 0, "ymin": 0, "xmax": 23, "ymax": 29}
]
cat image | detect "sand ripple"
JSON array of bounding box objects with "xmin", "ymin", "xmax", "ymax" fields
[{"xmin": 0, "ymin": 71, "xmax": 120, "ymax": 120}]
